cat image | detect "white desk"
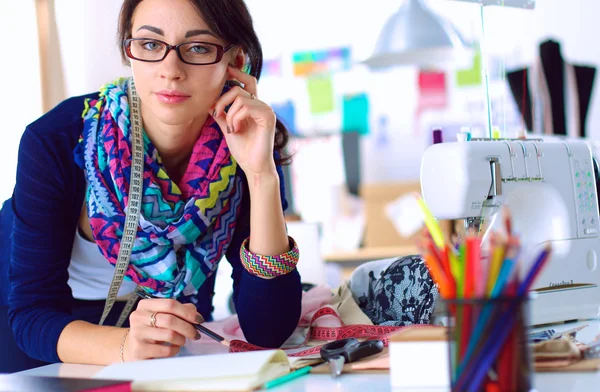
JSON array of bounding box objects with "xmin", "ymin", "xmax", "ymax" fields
[
  {"xmin": 16, "ymin": 320, "xmax": 600, "ymax": 391},
  {"xmin": 272, "ymin": 372, "xmax": 600, "ymax": 392},
  {"xmin": 16, "ymin": 365, "xmax": 600, "ymax": 391}
]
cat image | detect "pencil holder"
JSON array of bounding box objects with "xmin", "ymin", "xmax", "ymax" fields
[{"xmin": 444, "ymin": 297, "xmax": 533, "ymax": 392}]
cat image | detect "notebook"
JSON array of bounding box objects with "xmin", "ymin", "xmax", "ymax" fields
[
  {"xmin": 0, "ymin": 375, "xmax": 131, "ymax": 392},
  {"xmin": 93, "ymin": 350, "xmax": 291, "ymax": 391}
]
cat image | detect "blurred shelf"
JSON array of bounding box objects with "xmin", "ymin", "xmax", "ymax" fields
[{"xmin": 323, "ymin": 246, "xmax": 419, "ymax": 263}]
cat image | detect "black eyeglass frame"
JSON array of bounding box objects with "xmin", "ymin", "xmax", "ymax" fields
[{"xmin": 123, "ymin": 38, "xmax": 236, "ymax": 65}]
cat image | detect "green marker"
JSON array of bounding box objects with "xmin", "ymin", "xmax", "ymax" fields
[{"xmin": 263, "ymin": 366, "xmax": 311, "ymax": 389}]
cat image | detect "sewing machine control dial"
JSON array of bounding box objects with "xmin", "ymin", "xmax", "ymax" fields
[{"xmin": 573, "ymin": 158, "xmax": 599, "ymax": 238}]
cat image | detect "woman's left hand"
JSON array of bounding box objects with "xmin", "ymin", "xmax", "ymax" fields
[{"xmin": 209, "ymin": 65, "xmax": 277, "ymax": 176}]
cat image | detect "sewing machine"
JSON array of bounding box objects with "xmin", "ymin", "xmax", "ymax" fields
[{"xmin": 420, "ymin": 138, "xmax": 600, "ymax": 325}]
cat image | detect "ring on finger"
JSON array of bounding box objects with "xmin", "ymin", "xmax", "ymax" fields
[
  {"xmin": 249, "ymin": 92, "xmax": 255, "ymax": 100},
  {"xmin": 150, "ymin": 312, "xmax": 158, "ymax": 328}
]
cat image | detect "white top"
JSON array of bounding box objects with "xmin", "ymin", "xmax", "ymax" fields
[{"xmin": 67, "ymin": 229, "xmax": 137, "ymax": 300}]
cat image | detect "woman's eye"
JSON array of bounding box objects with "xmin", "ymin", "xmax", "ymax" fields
[
  {"xmin": 189, "ymin": 45, "xmax": 209, "ymax": 54},
  {"xmin": 142, "ymin": 41, "xmax": 161, "ymax": 51}
]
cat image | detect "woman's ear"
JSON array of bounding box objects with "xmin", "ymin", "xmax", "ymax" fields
[{"xmin": 229, "ymin": 48, "xmax": 246, "ymax": 70}]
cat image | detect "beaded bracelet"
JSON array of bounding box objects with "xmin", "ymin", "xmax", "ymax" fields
[{"xmin": 240, "ymin": 236, "xmax": 299, "ymax": 278}]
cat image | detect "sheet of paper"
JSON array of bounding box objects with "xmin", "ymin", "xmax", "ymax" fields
[
  {"xmin": 416, "ymin": 70, "xmax": 448, "ymax": 116},
  {"xmin": 178, "ymin": 340, "xmax": 230, "ymax": 357},
  {"xmin": 262, "ymin": 57, "xmax": 282, "ymax": 78},
  {"xmin": 342, "ymin": 93, "xmax": 370, "ymax": 135},
  {"xmin": 385, "ymin": 193, "xmax": 424, "ymax": 238},
  {"xmin": 293, "ymin": 47, "xmax": 351, "ymax": 77},
  {"xmin": 456, "ymin": 49, "xmax": 482, "ymax": 87},
  {"xmin": 286, "ymin": 221, "xmax": 327, "ymax": 285},
  {"xmin": 307, "ymin": 76, "xmax": 335, "ymax": 115},
  {"xmin": 272, "ymin": 100, "xmax": 297, "ymax": 135},
  {"xmin": 288, "ymin": 135, "xmax": 345, "ymax": 222},
  {"xmin": 94, "ymin": 350, "xmax": 284, "ymax": 382}
]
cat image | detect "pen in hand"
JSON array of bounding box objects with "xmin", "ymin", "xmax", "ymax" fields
[{"xmin": 135, "ymin": 289, "xmax": 230, "ymax": 347}]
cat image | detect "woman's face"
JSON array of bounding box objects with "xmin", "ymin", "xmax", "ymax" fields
[{"xmin": 129, "ymin": 0, "xmax": 235, "ymax": 127}]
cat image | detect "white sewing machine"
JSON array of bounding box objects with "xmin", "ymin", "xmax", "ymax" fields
[{"xmin": 420, "ymin": 138, "xmax": 600, "ymax": 325}]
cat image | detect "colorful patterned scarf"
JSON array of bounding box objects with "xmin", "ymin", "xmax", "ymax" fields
[{"xmin": 76, "ymin": 77, "xmax": 242, "ymax": 298}]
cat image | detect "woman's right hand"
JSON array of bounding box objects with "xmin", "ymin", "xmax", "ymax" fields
[{"xmin": 124, "ymin": 299, "xmax": 204, "ymax": 361}]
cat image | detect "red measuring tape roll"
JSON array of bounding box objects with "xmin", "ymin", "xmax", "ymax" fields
[{"xmin": 228, "ymin": 306, "xmax": 434, "ymax": 357}]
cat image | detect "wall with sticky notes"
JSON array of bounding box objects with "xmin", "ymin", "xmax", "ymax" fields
[
  {"xmin": 4, "ymin": 0, "xmax": 600, "ymax": 205},
  {"xmin": 244, "ymin": 0, "xmax": 540, "ymax": 187}
]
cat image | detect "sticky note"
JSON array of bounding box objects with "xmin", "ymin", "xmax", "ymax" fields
[
  {"xmin": 262, "ymin": 58, "xmax": 282, "ymax": 77},
  {"xmin": 456, "ymin": 49, "xmax": 482, "ymax": 87},
  {"xmin": 307, "ymin": 76, "xmax": 335, "ymax": 115},
  {"xmin": 293, "ymin": 48, "xmax": 351, "ymax": 77},
  {"xmin": 272, "ymin": 101, "xmax": 297, "ymax": 135},
  {"xmin": 417, "ymin": 70, "xmax": 448, "ymax": 113},
  {"xmin": 342, "ymin": 93, "xmax": 370, "ymax": 135}
]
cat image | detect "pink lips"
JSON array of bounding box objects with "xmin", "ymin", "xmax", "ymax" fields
[{"xmin": 155, "ymin": 89, "xmax": 191, "ymax": 104}]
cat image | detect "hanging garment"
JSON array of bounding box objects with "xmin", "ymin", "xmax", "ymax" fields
[{"xmin": 507, "ymin": 39, "xmax": 596, "ymax": 138}]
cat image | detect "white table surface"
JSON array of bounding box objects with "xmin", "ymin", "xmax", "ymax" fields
[{"xmin": 15, "ymin": 320, "xmax": 600, "ymax": 391}]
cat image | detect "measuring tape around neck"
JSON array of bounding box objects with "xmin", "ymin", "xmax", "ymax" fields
[{"xmin": 98, "ymin": 78, "xmax": 144, "ymax": 327}]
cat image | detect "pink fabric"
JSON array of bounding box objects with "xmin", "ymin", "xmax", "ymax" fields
[{"xmin": 199, "ymin": 285, "xmax": 335, "ymax": 342}]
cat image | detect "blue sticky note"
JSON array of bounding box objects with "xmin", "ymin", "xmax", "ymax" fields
[
  {"xmin": 342, "ymin": 93, "xmax": 370, "ymax": 135},
  {"xmin": 272, "ymin": 101, "xmax": 297, "ymax": 135}
]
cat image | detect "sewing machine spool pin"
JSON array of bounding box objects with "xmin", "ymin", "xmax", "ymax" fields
[
  {"xmin": 516, "ymin": 141, "xmax": 531, "ymax": 181},
  {"xmin": 532, "ymin": 142, "xmax": 544, "ymax": 181},
  {"xmin": 502, "ymin": 140, "xmax": 517, "ymax": 181}
]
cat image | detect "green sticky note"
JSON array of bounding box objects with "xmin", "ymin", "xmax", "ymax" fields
[
  {"xmin": 456, "ymin": 49, "xmax": 482, "ymax": 87},
  {"xmin": 342, "ymin": 93, "xmax": 370, "ymax": 135},
  {"xmin": 307, "ymin": 76, "xmax": 335, "ymax": 114}
]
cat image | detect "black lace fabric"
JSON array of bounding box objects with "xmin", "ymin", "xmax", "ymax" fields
[{"xmin": 356, "ymin": 255, "xmax": 439, "ymax": 326}]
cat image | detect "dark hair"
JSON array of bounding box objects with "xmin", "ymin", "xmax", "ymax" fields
[{"xmin": 117, "ymin": 0, "xmax": 290, "ymax": 165}]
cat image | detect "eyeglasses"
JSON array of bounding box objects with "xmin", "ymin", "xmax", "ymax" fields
[{"xmin": 123, "ymin": 38, "xmax": 235, "ymax": 65}]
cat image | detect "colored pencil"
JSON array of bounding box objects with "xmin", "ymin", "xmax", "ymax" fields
[
  {"xmin": 415, "ymin": 199, "xmax": 553, "ymax": 392},
  {"xmin": 447, "ymin": 247, "xmax": 462, "ymax": 288},
  {"xmin": 442, "ymin": 245, "xmax": 456, "ymax": 297},
  {"xmin": 423, "ymin": 254, "xmax": 451, "ymax": 298},
  {"xmin": 456, "ymin": 247, "xmax": 552, "ymax": 391},
  {"xmin": 136, "ymin": 290, "xmax": 230, "ymax": 347},
  {"xmin": 416, "ymin": 194, "xmax": 446, "ymax": 249},
  {"xmin": 519, "ymin": 244, "xmax": 552, "ymax": 295},
  {"xmin": 486, "ymin": 234, "xmax": 505, "ymax": 295},
  {"xmin": 263, "ymin": 366, "xmax": 311, "ymax": 389},
  {"xmin": 504, "ymin": 207, "xmax": 513, "ymax": 236}
]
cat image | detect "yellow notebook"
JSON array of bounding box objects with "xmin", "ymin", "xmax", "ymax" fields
[{"xmin": 93, "ymin": 350, "xmax": 291, "ymax": 391}]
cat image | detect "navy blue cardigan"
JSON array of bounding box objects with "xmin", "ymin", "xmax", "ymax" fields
[{"xmin": 0, "ymin": 93, "xmax": 301, "ymax": 363}]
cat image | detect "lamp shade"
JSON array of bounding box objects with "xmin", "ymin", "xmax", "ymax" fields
[{"xmin": 363, "ymin": 0, "xmax": 471, "ymax": 69}]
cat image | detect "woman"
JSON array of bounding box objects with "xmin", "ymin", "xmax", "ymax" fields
[{"xmin": 0, "ymin": 0, "xmax": 301, "ymax": 371}]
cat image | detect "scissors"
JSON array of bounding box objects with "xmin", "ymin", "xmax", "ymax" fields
[{"xmin": 320, "ymin": 338, "xmax": 384, "ymax": 377}]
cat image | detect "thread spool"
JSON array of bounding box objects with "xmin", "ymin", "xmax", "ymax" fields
[{"xmin": 433, "ymin": 129, "xmax": 443, "ymax": 144}]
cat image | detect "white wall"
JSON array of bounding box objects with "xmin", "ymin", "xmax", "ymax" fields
[
  {"xmin": 0, "ymin": 1, "xmax": 42, "ymax": 202},
  {"xmin": 54, "ymin": 0, "xmax": 131, "ymax": 97}
]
